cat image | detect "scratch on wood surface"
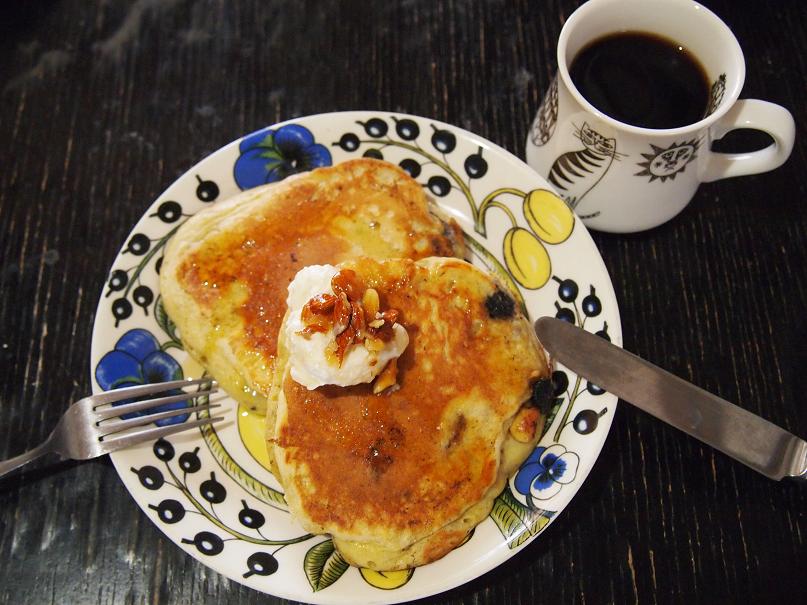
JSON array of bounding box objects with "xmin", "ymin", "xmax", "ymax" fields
[
  {"xmin": 789, "ymin": 509, "xmax": 802, "ymax": 544},
  {"xmin": 627, "ymin": 543, "xmax": 638, "ymax": 604},
  {"xmin": 48, "ymin": 569, "xmax": 57, "ymax": 605},
  {"xmin": 40, "ymin": 511, "xmax": 56, "ymax": 551},
  {"xmin": 10, "ymin": 508, "xmax": 24, "ymax": 556},
  {"xmin": 12, "ymin": 90, "xmax": 27, "ymax": 140},
  {"xmin": 33, "ymin": 242, "xmax": 57, "ymax": 392},
  {"xmin": 634, "ymin": 425, "xmax": 651, "ymax": 545},
  {"xmin": 736, "ymin": 504, "xmax": 749, "ymax": 567},
  {"xmin": 690, "ymin": 502, "xmax": 702, "ymax": 582},
  {"xmin": 686, "ymin": 534, "xmax": 698, "ymax": 594},
  {"xmin": 70, "ymin": 286, "xmax": 84, "ymax": 341},
  {"xmin": 34, "ymin": 296, "xmax": 50, "ymax": 390},
  {"xmin": 60, "ymin": 106, "xmax": 79, "ymax": 192}
]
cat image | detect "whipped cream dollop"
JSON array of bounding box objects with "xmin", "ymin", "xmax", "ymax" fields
[{"xmin": 285, "ymin": 264, "xmax": 409, "ymax": 390}]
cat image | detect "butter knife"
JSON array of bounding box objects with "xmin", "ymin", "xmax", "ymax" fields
[{"xmin": 534, "ymin": 317, "xmax": 807, "ymax": 481}]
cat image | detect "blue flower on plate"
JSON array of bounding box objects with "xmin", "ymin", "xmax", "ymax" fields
[
  {"xmin": 514, "ymin": 444, "xmax": 580, "ymax": 502},
  {"xmin": 95, "ymin": 329, "xmax": 188, "ymax": 426},
  {"xmin": 233, "ymin": 124, "xmax": 332, "ymax": 189}
]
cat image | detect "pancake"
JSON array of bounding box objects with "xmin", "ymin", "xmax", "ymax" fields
[
  {"xmin": 271, "ymin": 256, "xmax": 551, "ymax": 570},
  {"xmin": 160, "ymin": 159, "xmax": 465, "ymax": 413}
]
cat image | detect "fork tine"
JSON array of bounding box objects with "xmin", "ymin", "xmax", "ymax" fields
[
  {"xmin": 99, "ymin": 416, "xmax": 225, "ymax": 454},
  {"xmin": 91, "ymin": 378, "xmax": 217, "ymax": 406},
  {"xmin": 98, "ymin": 403, "xmax": 221, "ymax": 436},
  {"xmin": 93, "ymin": 387, "xmax": 218, "ymax": 421}
]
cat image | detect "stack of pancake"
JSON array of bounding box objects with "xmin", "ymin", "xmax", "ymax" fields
[
  {"xmin": 160, "ymin": 158, "xmax": 551, "ymax": 570},
  {"xmin": 160, "ymin": 159, "xmax": 464, "ymax": 414}
]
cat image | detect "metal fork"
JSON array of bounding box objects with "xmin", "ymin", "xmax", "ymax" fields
[{"xmin": 0, "ymin": 378, "xmax": 222, "ymax": 479}]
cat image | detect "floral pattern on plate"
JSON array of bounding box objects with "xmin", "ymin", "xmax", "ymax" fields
[
  {"xmin": 90, "ymin": 111, "xmax": 621, "ymax": 605},
  {"xmin": 234, "ymin": 123, "xmax": 332, "ymax": 189},
  {"xmin": 95, "ymin": 329, "xmax": 189, "ymax": 426}
]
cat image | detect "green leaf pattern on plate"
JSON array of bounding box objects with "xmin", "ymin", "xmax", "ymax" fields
[
  {"xmin": 304, "ymin": 539, "xmax": 351, "ymax": 592},
  {"xmin": 489, "ymin": 485, "xmax": 555, "ymax": 549}
]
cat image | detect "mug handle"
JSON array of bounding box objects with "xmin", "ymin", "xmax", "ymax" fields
[{"xmin": 701, "ymin": 99, "xmax": 795, "ymax": 183}]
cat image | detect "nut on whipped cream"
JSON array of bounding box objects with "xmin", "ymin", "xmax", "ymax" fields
[{"xmin": 285, "ymin": 264, "xmax": 408, "ymax": 390}]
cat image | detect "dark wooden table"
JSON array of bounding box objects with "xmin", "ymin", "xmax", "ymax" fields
[{"xmin": 1, "ymin": 1, "xmax": 805, "ymax": 603}]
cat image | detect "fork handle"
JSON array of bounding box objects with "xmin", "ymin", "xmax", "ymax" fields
[{"xmin": 0, "ymin": 435, "xmax": 55, "ymax": 479}]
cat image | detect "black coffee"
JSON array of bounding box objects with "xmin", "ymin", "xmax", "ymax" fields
[{"xmin": 569, "ymin": 32, "xmax": 710, "ymax": 129}]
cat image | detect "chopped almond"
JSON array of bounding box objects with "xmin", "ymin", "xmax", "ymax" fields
[
  {"xmin": 332, "ymin": 292, "xmax": 351, "ymax": 335},
  {"xmin": 298, "ymin": 293, "xmax": 337, "ymax": 335},
  {"xmin": 373, "ymin": 358, "xmax": 399, "ymax": 394},
  {"xmin": 331, "ymin": 268, "xmax": 360, "ymax": 299},
  {"xmin": 362, "ymin": 288, "xmax": 380, "ymax": 317},
  {"xmin": 299, "ymin": 269, "xmax": 403, "ymax": 373},
  {"xmin": 380, "ymin": 309, "xmax": 399, "ymax": 324},
  {"xmin": 364, "ymin": 335, "xmax": 385, "ymax": 351},
  {"xmin": 305, "ymin": 293, "xmax": 337, "ymax": 313}
]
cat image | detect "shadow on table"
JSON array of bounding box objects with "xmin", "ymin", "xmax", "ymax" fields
[{"xmin": 0, "ymin": 455, "xmax": 111, "ymax": 490}]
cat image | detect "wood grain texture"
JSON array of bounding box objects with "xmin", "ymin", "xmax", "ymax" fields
[{"xmin": 0, "ymin": 1, "xmax": 805, "ymax": 603}]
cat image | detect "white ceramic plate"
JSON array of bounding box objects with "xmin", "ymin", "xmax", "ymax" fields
[{"xmin": 90, "ymin": 111, "xmax": 621, "ymax": 604}]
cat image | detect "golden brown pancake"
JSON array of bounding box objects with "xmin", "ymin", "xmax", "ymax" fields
[
  {"xmin": 271, "ymin": 257, "xmax": 551, "ymax": 570},
  {"xmin": 160, "ymin": 159, "xmax": 465, "ymax": 413}
]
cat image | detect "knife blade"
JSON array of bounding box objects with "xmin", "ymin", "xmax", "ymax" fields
[{"xmin": 534, "ymin": 316, "xmax": 807, "ymax": 481}]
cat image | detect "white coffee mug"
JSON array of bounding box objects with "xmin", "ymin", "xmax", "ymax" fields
[{"xmin": 525, "ymin": 0, "xmax": 795, "ymax": 233}]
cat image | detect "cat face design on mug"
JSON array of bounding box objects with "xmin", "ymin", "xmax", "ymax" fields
[{"xmin": 547, "ymin": 122, "xmax": 625, "ymax": 216}]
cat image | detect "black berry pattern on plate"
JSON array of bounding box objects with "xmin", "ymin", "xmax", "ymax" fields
[
  {"xmin": 546, "ymin": 276, "xmax": 610, "ymax": 442},
  {"xmin": 135, "ymin": 434, "xmax": 315, "ymax": 582},
  {"xmin": 94, "ymin": 113, "xmax": 617, "ymax": 598},
  {"xmin": 195, "ymin": 175, "xmax": 220, "ymax": 202},
  {"xmin": 489, "ymin": 277, "xmax": 610, "ymax": 549},
  {"xmin": 108, "ymin": 197, "xmax": 199, "ymax": 327}
]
